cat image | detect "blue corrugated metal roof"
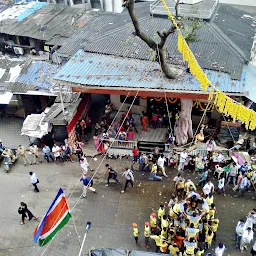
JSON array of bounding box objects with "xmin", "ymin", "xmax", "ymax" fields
[
  {"xmin": 16, "ymin": 61, "xmax": 59, "ymax": 89},
  {"xmin": 53, "ymin": 50, "xmax": 246, "ymax": 94},
  {"xmin": 16, "ymin": 2, "xmax": 47, "ymax": 22}
]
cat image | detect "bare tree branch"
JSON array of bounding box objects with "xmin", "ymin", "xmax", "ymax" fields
[
  {"xmin": 126, "ymin": 0, "xmax": 157, "ymax": 49},
  {"xmin": 175, "ymin": 0, "xmax": 180, "ymax": 18},
  {"xmin": 125, "ymin": 0, "xmax": 178, "ymax": 79},
  {"xmin": 157, "ymin": 27, "xmax": 176, "ymax": 48}
]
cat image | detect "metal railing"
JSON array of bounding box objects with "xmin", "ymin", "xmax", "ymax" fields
[
  {"xmin": 150, "ymin": 0, "xmax": 218, "ymax": 19},
  {"xmin": 110, "ymin": 139, "xmax": 137, "ymax": 149},
  {"xmin": 189, "ymin": 148, "xmax": 208, "ymax": 157},
  {"xmin": 170, "ymin": 146, "xmax": 208, "ymax": 157}
]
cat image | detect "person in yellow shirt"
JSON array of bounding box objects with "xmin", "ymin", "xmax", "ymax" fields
[
  {"xmin": 168, "ymin": 243, "xmax": 179, "ymax": 256},
  {"xmin": 159, "ymin": 237, "xmax": 168, "ymax": 253},
  {"xmin": 186, "ymin": 223, "xmax": 199, "ymax": 240},
  {"xmin": 209, "ymin": 218, "xmax": 219, "ymax": 242},
  {"xmin": 158, "ymin": 204, "xmax": 165, "ymax": 219},
  {"xmin": 205, "ymin": 193, "xmax": 214, "ymax": 206},
  {"xmin": 205, "ymin": 230, "xmax": 214, "ymax": 249},
  {"xmin": 202, "ymin": 219, "xmax": 209, "ymax": 237},
  {"xmin": 150, "ymin": 235, "xmax": 162, "ymax": 253},
  {"xmin": 132, "ymin": 223, "xmax": 140, "ymax": 245},
  {"xmin": 195, "ymin": 246, "xmax": 205, "ymax": 256},
  {"xmin": 167, "ymin": 229, "xmax": 175, "ymax": 244},
  {"xmin": 144, "ymin": 222, "xmax": 150, "ymax": 248},
  {"xmin": 161, "ymin": 215, "xmax": 169, "ymax": 230},
  {"xmin": 246, "ymin": 169, "xmax": 253, "ymax": 179},
  {"xmin": 183, "ymin": 212, "xmax": 201, "ymax": 229},
  {"xmin": 158, "ymin": 204, "xmax": 165, "ymax": 226},
  {"xmin": 172, "ymin": 202, "xmax": 183, "ymax": 218},
  {"xmin": 176, "ymin": 178, "xmax": 185, "ymax": 197},
  {"xmin": 170, "ymin": 202, "xmax": 182, "ymax": 219},
  {"xmin": 209, "ymin": 203, "xmax": 216, "ymax": 219},
  {"xmin": 185, "ymin": 179, "xmax": 197, "ymax": 195},
  {"xmin": 150, "ymin": 212, "xmax": 157, "ymax": 234},
  {"xmin": 150, "ymin": 162, "xmax": 162, "ymax": 181},
  {"xmin": 161, "ymin": 227, "xmax": 167, "ymax": 239},
  {"xmin": 184, "ymin": 238, "xmax": 197, "ymax": 255}
]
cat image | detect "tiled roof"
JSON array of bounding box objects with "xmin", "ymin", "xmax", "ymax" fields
[
  {"xmin": 58, "ymin": 1, "xmax": 251, "ymax": 80},
  {"xmin": 0, "ymin": 2, "xmax": 47, "ymax": 22},
  {"xmin": 57, "ymin": 2, "xmax": 152, "ymax": 57},
  {"xmin": 53, "ymin": 50, "xmax": 247, "ymax": 94},
  {"xmin": 14, "ymin": 60, "xmax": 59, "ymax": 93},
  {"xmin": 82, "ymin": 17, "xmax": 246, "ymax": 80},
  {"xmin": 0, "ymin": 56, "xmax": 26, "ymax": 92},
  {"xmin": 0, "ymin": 3, "xmax": 92, "ymax": 46},
  {"xmin": 213, "ymin": 4, "xmax": 256, "ymax": 60}
]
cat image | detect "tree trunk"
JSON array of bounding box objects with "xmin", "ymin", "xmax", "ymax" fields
[{"xmin": 174, "ymin": 99, "xmax": 193, "ymax": 145}]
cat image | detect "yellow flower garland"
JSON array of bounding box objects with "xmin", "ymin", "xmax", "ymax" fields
[
  {"xmin": 161, "ymin": 0, "xmax": 256, "ymax": 130},
  {"xmin": 168, "ymin": 98, "xmax": 178, "ymax": 104},
  {"xmin": 154, "ymin": 97, "xmax": 163, "ymax": 102},
  {"xmin": 211, "ymin": 91, "xmax": 256, "ymax": 130}
]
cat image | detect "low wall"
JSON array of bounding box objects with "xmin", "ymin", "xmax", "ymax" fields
[{"xmin": 219, "ymin": 0, "xmax": 256, "ymax": 6}]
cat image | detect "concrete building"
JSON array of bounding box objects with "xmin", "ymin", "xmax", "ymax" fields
[{"xmin": 45, "ymin": 0, "xmax": 124, "ymax": 12}]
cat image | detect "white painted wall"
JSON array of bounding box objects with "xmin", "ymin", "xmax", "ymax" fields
[
  {"xmin": 251, "ymin": 35, "xmax": 256, "ymax": 66},
  {"xmin": 110, "ymin": 94, "xmax": 147, "ymax": 114},
  {"xmin": 104, "ymin": 0, "xmax": 113, "ymax": 12},
  {"xmin": 113, "ymin": 0, "xmax": 124, "ymax": 13},
  {"xmin": 219, "ymin": 0, "xmax": 256, "ymax": 6},
  {"xmin": 103, "ymin": 0, "xmax": 124, "ymax": 13}
]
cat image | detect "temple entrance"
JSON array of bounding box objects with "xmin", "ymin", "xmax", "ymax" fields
[{"xmin": 146, "ymin": 97, "xmax": 180, "ymax": 130}]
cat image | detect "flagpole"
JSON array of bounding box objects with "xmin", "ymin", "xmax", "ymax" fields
[{"xmin": 78, "ymin": 221, "xmax": 91, "ymax": 256}]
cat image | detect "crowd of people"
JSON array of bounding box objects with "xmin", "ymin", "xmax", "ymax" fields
[
  {"xmin": 132, "ymin": 173, "xmax": 224, "ymax": 256},
  {"xmin": 3, "ymin": 98, "xmax": 256, "ymax": 255}
]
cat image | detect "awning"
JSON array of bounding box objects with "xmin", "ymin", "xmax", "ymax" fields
[
  {"xmin": 0, "ymin": 92, "xmax": 13, "ymax": 104},
  {"xmin": 21, "ymin": 112, "xmax": 51, "ymax": 138}
]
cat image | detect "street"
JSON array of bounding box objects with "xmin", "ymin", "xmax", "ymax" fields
[{"xmin": 0, "ymin": 155, "xmax": 255, "ymax": 256}]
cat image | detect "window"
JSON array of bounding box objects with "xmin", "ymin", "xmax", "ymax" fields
[{"xmin": 120, "ymin": 95, "xmax": 140, "ymax": 106}]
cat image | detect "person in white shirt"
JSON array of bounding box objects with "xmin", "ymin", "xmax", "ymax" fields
[
  {"xmin": 214, "ymin": 243, "xmax": 225, "ymax": 256},
  {"xmin": 235, "ymin": 219, "xmax": 245, "ymax": 248},
  {"xmin": 227, "ymin": 162, "xmax": 238, "ymax": 185},
  {"xmin": 52, "ymin": 144, "xmax": 61, "ymax": 161},
  {"xmin": 206, "ymin": 139, "xmax": 216, "ymax": 157},
  {"xmin": 203, "ymin": 180, "xmax": 214, "ymax": 196},
  {"xmin": 214, "ymin": 152, "xmax": 225, "ymax": 163},
  {"xmin": 217, "ymin": 175, "xmax": 226, "ymax": 196},
  {"xmin": 240, "ymin": 227, "xmax": 254, "ymax": 253},
  {"xmin": 251, "ymin": 239, "xmax": 256, "ymax": 255},
  {"xmin": 157, "ymin": 154, "xmax": 168, "ymax": 178},
  {"xmin": 178, "ymin": 149, "xmax": 188, "ymax": 173},
  {"xmin": 29, "ymin": 171, "xmax": 39, "ymax": 192},
  {"xmin": 102, "ymin": 131, "xmax": 109, "ymax": 140},
  {"xmin": 80, "ymin": 158, "xmax": 89, "ymax": 174},
  {"xmin": 121, "ymin": 168, "xmax": 134, "ymax": 193}
]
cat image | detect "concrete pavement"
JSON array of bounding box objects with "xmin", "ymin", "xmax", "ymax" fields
[
  {"xmin": 0, "ymin": 155, "xmax": 255, "ymax": 256},
  {"xmin": 0, "ymin": 117, "xmax": 30, "ymax": 149}
]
